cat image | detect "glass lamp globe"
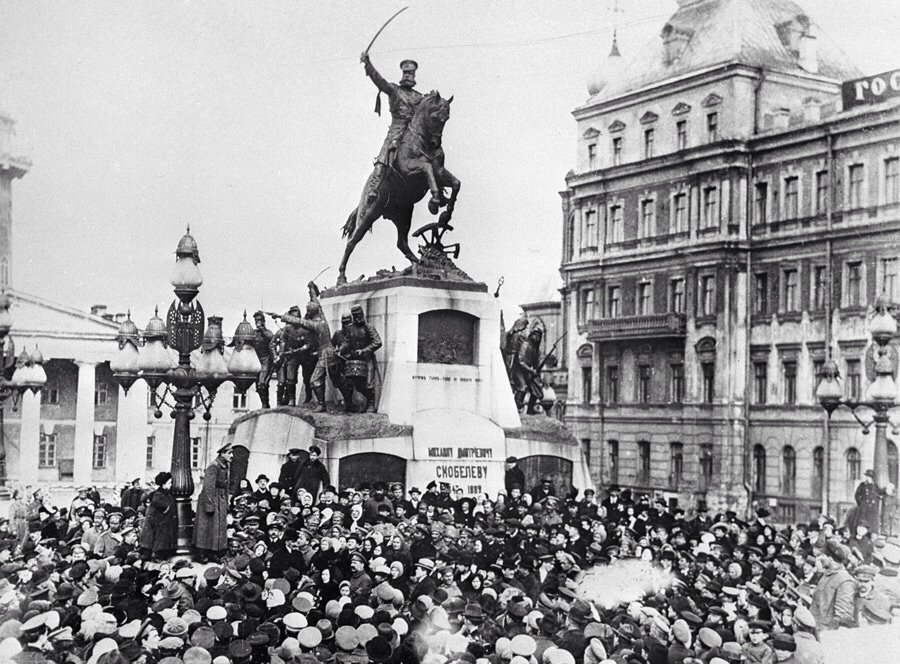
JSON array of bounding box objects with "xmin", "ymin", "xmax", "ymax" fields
[{"xmin": 29, "ymin": 346, "xmax": 46, "ymax": 393}]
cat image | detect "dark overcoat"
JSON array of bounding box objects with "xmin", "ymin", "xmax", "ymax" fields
[
  {"xmin": 138, "ymin": 487, "xmax": 176, "ymax": 554},
  {"xmin": 194, "ymin": 457, "xmax": 230, "ymax": 551}
]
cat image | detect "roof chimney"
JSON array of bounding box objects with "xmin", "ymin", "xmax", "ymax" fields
[
  {"xmin": 91, "ymin": 304, "xmax": 108, "ymax": 317},
  {"xmin": 803, "ymin": 97, "xmax": 822, "ymax": 123},
  {"xmin": 772, "ymin": 108, "xmax": 791, "ymax": 129},
  {"xmin": 798, "ymin": 33, "xmax": 818, "ymax": 73}
]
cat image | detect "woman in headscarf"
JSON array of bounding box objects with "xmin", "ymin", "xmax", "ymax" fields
[{"xmin": 138, "ymin": 472, "xmax": 176, "ymax": 561}]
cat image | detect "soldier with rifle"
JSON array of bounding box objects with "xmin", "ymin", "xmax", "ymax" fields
[
  {"xmin": 269, "ymin": 282, "xmax": 346, "ymax": 413},
  {"xmin": 251, "ymin": 311, "xmax": 275, "ymax": 408}
]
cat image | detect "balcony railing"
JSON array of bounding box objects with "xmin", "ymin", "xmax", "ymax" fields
[{"xmin": 586, "ymin": 312, "xmax": 687, "ymax": 341}]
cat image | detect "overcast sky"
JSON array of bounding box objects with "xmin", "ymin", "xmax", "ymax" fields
[{"xmin": 1, "ymin": 0, "xmax": 898, "ymax": 332}]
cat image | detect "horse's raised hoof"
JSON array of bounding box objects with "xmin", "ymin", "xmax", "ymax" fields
[{"xmin": 428, "ymin": 197, "xmax": 440, "ymax": 215}]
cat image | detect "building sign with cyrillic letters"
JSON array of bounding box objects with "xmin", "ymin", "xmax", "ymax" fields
[{"xmin": 842, "ymin": 69, "xmax": 900, "ymax": 109}]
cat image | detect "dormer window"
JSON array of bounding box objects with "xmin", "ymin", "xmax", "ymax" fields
[{"xmin": 661, "ymin": 24, "xmax": 694, "ymax": 66}]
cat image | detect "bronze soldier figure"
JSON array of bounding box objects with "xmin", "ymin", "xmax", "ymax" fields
[
  {"xmin": 512, "ymin": 327, "xmax": 544, "ymax": 415},
  {"xmin": 504, "ymin": 315, "xmax": 529, "ymax": 387},
  {"xmin": 339, "ymin": 305, "xmax": 383, "ymax": 413},
  {"xmin": 332, "ymin": 314, "xmax": 353, "ymax": 381},
  {"xmin": 272, "ymin": 283, "xmax": 346, "ymax": 413},
  {"xmin": 359, "ymin": 54, "xmax": 423, "ymax": 208},
  {"xmin": 271, "ymin": 306, "xmax": 303, "ymax": 407},
  {"xmin": 251, "ymin": 311, "xmax": 275, "ymax": 408}
]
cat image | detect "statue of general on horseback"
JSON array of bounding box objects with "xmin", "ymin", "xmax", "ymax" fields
[{"xmin": 338, "ymin": 46, "xmax": 461, "ymax": 285}]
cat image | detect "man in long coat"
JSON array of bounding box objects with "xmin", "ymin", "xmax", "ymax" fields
[{"xmin": 194, "ymin": 443, "xmax": 233, "ymax": 562}]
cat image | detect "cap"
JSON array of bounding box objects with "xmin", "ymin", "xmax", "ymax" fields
[{"xmin": 399, "ymin": 60, "xmax": 418, "ymax": 72}]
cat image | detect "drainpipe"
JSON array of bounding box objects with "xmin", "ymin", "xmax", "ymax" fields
[{"xmin": 822, "ymin": 127, "xmax": 835, "ymax": 517}]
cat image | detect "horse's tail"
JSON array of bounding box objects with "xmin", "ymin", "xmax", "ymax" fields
[{"xmin": 342, "ymin": 207, "xmax": 358, "ymax": 239}]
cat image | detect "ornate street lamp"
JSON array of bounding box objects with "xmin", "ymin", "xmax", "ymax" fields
[
  {"xmin": 111, "ymin": 228, "xmax": 260, "ymax": 553},
  {"xmin": 0, "ymin": 291, "xmax": 47, "ymax": 483},
  {"xmin": 817, "ymin": 297, "xmax": 900, "ymax": 522}
]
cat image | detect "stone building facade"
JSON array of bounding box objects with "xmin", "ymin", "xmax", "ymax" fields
[{"xmin": 557, "ymin": 0, "xmax": 900, "ymax": 521}]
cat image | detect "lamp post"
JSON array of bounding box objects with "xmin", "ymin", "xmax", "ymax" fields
[
  {"xmin": 111, "ymin": 228, "xmax": 260, "ymax": 553},
  {"xmin": 0, "ymin": 291, "xmax": 47, "ymax": 484},
  {"xmin": 817, "ymin": 297, "xmax": 899, "ymax": 529}
]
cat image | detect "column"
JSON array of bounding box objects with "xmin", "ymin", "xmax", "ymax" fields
[
  {"xmin": 114, "ymin": 381, "xmax": 149, "ymax": 483},
  {"xmin": 72, "ymin": 361, "xmax": 97, "ymax": 485},
  {"xmin": 19, "ymin": 391, "xmax": 41, "ymax": 486}
]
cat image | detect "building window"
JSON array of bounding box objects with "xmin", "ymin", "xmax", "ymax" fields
[
  {"xmin": 699, "ymin": 443, "xmax": 714, "ymax": 491},
  {"xmin": 783, "ymin": 361, "xmax": 797, "ymax": 404},
  {"xmin": 637, "ymin": 441, "xmax": 651, "ymax": 484},
  {"xmin": 673, "ymin": 193, "xmax": 688, "ymax": 233},
  {"xmin": 846, "ymin": 359, "xmax": 862, "ymax": 401},
  {"xmin": 146, "ymin": 436, "xmax": 155, "ymax": 469},
  {"xmin": 815, "ymin": 170, "xmax": 829, "ymax": 214},
  {"xmin": 706, "ymin": 112, "xmax": 718, "ymax": 142},
  {"xmin": 669, "ymin": 442, "xmax": 684, "ymax": 488},
  {"xmin": 754, "ymin": 362, "xmax": 768, "ymax": 404},
  {"xmin": 755, "ymin": 182, "xmax": 768, "ymax": 224},
  {"xmin": 42, "ymin": 385, "xmax": 60, "ymax": 405},
  {"xmin": 191, "ymin": 437, "xmax": 201, "ymax": 470},
  {"xmin": 812, "ymin": 446, "xmax": 824, "ymax": 499},
  {"xmin": 753, "ymin": 444, "xmax": 767, "ymax": 493},
  {"xmin": 782, "ymin": 268, "xmax": 798, "ymax": 311},
  {"xmin": 848, "ymin": 164, "xmax": 865, "ymax": 209},
  {"xmin": 232, "ymin": 391, "xmax": 248, "ymax": 410},
  {"xmin": 608, "ymin": 440, "xmax": 619, "ymax": 484},
  {"xmin": 702, "ymin": 186, "xmax": 718, "ymax": 228},
  {"xmin": 812, "ymin": 265, "xmax": 828, "ymax": 310},
  {"xmin": 846, "ymin": 261, "xmax": 863, "ymax": 307},
  {"xmin": 583, "ymin": 209, "xmax": 598, "ymax": 248},
  {"xmin": 607, "ymin": 285, "xmax": 621, "ymax": 318},
  {"xmin": 784, "ymin": 176, "xmax": 799, "ymax": 219},
  {"xmin": 612, "ymin": 137, "xmax": 623, "ymax": 166},
  {"xmin": 886, "ymin": 157, "xmax": 900, "ymax": 204},
  {"xmin": 39, "ymin": 433, "xmax": 57, "ymax": 468},
  {"xmin": 93, "ymin": 434, "xmax": 107, "ymax": 469},
  {"xmin": 670, "ymin": 278, "xmax": 685, "ymax": 313},
  {"xmin": 676, "ymin": 120, "xmax": 687, "ymax": 150},
  {"xmin": 638, "ymin": 365, "xmax": 652, "ymax": 403},
  {"xmin": 880, "ymin": 257, "xmax": 899, "ymax": 302},
  {"xmin": 581, "ymin": 438, "xmax": 592, "ymax": 464},
  {"xmin": 636, "ymin": 282, "xmax": 652, "ymax": 316},
  {"xmin": 771, "ymin": 185, "xmax": 780, "ymax": 221},
  {"xmin": 639, "ymin": 199, "xmax": 655, "ymax": 238},
  {"xmin": 606, "ymin": 205, "xmax": 623, "ymax": 244},
  {"xmin": 606, "ymin": 365, "xmax": 619, "ymax": 404},
  {"xmin": 782, "ymin": 445, "xmax": 797, "ymax": 496},
  {"xmin": 587, "ymin": 143, "xmax": 597, "ymax": 171},
  {"xmin": 754, "ymin": 272, "xmax": 769, "ymax": 314},
  {"xmin": 846, "ymin": 447, "xmax": 861, "ymax": 494},
  {"xmin": 582, "ymin": 367, "xmax": 592, "ymax": 404},
  {"xmin": 580, "ymin": 288, "xmax": 595, "ymax": 324},
  {"xmin": 644, "ymin": 128, "xmax": 655, "ymax": 159},
  {"xmin": 701, "ymin": 361, "xmax": 715, "ymax": 403},
  {"xmin": 94, "ymin": 382, "xmax": 109, "ymax": 406},
  {"xmin": 670, "ymin": 363, "xmax": 684, "ymax": 403},
  {"xmin": 699, "ymin": 274, "xmax": 715, "ymax": 316},
  {"xmin": 780, "ymin": 504, "xmax": 796, "ymax": 523}
]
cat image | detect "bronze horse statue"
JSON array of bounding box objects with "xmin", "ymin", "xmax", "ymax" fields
[{"xmin": 339, "ymin": 91, "xmax": 461, "ymax": 285}]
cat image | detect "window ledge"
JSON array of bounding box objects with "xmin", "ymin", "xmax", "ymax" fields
[
  {"xmin": 751, "ymin": 313, "xmax": 772, "ymax": 325},
  {"xmin": 777, "ymin": 311, "xmax": 803, "ymax": 323},
  {"xmin": 695, "ymin": 315, "xmax": 717, "ymax": 326},
  {"xmin": 840, "ymin": 306, "xmax": 867, "ymax": 316}
]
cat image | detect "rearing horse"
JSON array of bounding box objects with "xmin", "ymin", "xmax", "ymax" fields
[{"xmin": 339, "ymin": 91, "xmax": 461, "ymax": 285}]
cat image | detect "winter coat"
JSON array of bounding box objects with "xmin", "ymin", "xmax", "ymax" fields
[
  {"xmin": 138, "ymin": 488, "xmax": 177, "ymax": 554},
  {"xmin": 194, "ymin": 457, "xmax": 230, "ymax": 552},
  {"xmin": 296, "ymin": 459, "xmax": 330, "ymax": 498},
  {"xmin": 810, "ymin": 565, "xmax": 855, "ymax": 629}
]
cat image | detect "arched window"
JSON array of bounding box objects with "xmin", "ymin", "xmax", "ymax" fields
[
  {"xmin": 782, "ymin": 445, "xmax": 797, "ymax": 496},
  {"xmin": 753, "ymin": 444, "xmax": 767, "ymax": 494},
  {"xmin": 812, "ymin": 446, "xmax": 824, "ymax": 499},
  {"xmin": 846, "ymin": 447, "xmax": 861, "ymax": 498}
]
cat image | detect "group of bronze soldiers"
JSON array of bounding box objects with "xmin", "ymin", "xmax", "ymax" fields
[
  {"xmin": 503, "ymin": 316, "xmax": 548, "ymax": 415},
  {"xmin": 250, "ymin": 282, "xmax": 382, "ymax": 414}
]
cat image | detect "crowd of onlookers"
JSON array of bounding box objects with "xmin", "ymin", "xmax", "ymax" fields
[{"xmin": 0, "ymin": 448, "xmax": 897, "ymax": 664}]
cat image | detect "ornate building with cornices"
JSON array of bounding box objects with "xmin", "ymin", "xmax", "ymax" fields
[{"xmin": 553, "ymin": 0, "xmax": 900, "ymax": 521}]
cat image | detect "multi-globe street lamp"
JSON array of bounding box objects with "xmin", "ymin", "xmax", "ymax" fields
[
  {"xmin": 111, "ymin": 228, "xmax": 260, "ymax": 553},
  {"xmin": 0, "ymin": 291, "xmax": 47, "ymax": 484},
  {"xmin": 817, "ymin": 296, "xmax": 899, "ymax": 529}
]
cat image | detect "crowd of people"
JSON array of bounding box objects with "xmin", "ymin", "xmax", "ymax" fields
[{"xmin": 0, "ymin": 447, "xmax": 898, "ymax": 664}]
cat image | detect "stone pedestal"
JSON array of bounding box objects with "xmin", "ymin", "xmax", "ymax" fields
[{"xmin": 225, "ymin": 275, "xmax": 593, "ymax": 498}]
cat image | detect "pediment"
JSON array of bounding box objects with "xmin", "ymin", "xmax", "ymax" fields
[
  {"xmin": 576, "ymin": 343, "xmax": 594, "ymax": 358},
  {"xmin": 640, "ymin": 111, "xmax": 659, "ymax": 125},
  {"xmin": 10, "ymin": 290, "xmax": 120, "ymax": 338},
  {"xmin": 672, "ymin": 102, "xmax": 692, "ymax": 116},
  {"xmin": 608, "ymin": 119, "xmax": 626, "ymax": 133},
  {"xmin": 702, "ymin": 93, "xmax": 723, "ymax": 108},
  {"xmin": 583, "ymin": 127, "xmax": 601, "ymax": 139}
]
